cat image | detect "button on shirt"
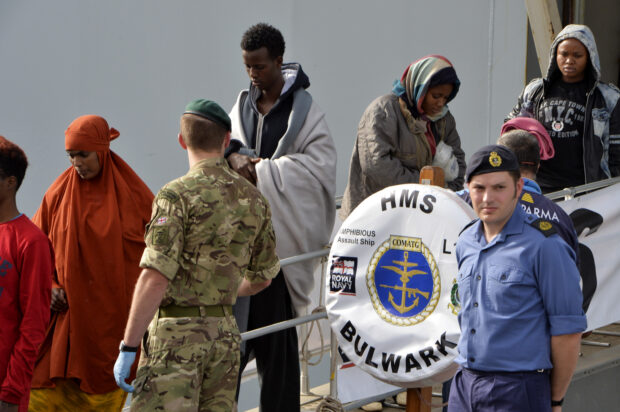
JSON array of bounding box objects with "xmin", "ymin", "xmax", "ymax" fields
[{"xmin": 455, "ymin": 206, "xmax": 586, "ymax": 372}]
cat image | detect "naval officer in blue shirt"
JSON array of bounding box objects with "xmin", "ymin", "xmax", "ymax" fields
[{"xmin": 448, "ymin": 145, "xmax": 586, "ymax": 412}]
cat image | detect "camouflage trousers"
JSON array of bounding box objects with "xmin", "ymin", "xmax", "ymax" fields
[{"xmin": 130, "ymin": 312, "xmax": 240, "ymax": 412}]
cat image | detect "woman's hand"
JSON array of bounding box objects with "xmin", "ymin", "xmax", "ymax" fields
[{"xmin": 51, "ymin": 287, "xmax": 68, "ymax": 312}]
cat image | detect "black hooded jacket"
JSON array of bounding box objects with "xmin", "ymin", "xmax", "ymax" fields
[{"xmin": 507, "ymin": 25, "xmax": 620, "ymax": 191}]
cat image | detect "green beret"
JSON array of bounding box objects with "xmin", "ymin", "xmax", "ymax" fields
[
  {"xmin": 465, "ymin": 145, "xmax": 520, "ymax": 182},
  {"xmin": 184, "ymin": 99, "xmax": 231, "ymax": 132}
]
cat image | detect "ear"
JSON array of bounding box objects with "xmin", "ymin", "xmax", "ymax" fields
[
  {"xmin": 3, "ymin": 175, "xmax": 18, "ymax": 193},
  {"xmin": 516, "ymin": 177, "xmax": 524, "ymax": 197},
  {"xmin": 223, "ymin": 132, "xmax": 231, "ymax": 150},
  {"xmin": 275, "ymin": 55, "xmax": 283, "ymax": 69},
  {"xmin": 178, "ymin": 133, "xmax": 187, "ymax": 150}
]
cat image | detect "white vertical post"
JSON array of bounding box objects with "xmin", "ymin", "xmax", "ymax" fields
[{"xmin": 524, "ymin": 0, "xmax": 562, "ymax": 74}]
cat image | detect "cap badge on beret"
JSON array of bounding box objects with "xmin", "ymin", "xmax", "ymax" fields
[{"xmin": 489, "ymin": 151, "xmax": 502, "ymax": 167}]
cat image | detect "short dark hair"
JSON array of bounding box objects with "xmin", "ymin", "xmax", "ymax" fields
[
  {"xmin": 508, "ymin": 169, "xmax": 521, "ymax": 184},
  {"xmin": 241, "ymin": 23, "xmax": 285, "ymax": 59},
  {"xmin": 498, "ymin": 130, "xmax": 540, "ymax": 176},
  {"xmin": 180, "ymin": 114, "xmax": 227, "ymax": 152},
  {"xmin": 0, "ymin": 136, "xmax": 28, "ymax": 191}
]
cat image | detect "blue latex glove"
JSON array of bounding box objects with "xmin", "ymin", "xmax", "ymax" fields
[{"xmin": 114, "ymin": 351, "xmax": 137, "ymax": 393}]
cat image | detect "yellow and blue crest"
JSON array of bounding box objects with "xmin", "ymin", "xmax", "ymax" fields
[{"xmin": 367, "ymin": 236, "xmax": 440, "ymax": 326}]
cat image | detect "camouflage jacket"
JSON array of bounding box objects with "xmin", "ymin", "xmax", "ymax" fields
[{"xmin": 140, "ymin": 157, "xmax": 280, "ymax": 306}]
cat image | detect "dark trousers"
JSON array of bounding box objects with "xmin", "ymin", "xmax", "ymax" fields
[
  {"xmin": 448, "ymin": 367, "xmax": 551, "ymax": 412},
  {"xmin": 240, "ymin": 271, "xmax": 300, "ymax": 412}
]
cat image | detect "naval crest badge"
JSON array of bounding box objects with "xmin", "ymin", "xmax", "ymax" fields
[
  {"xmin": 539, "ymin": 221, "xmax": 553, "ymax": 231},
  {"xmin": 449, "ymin": 278, "xmax": 460, "ymax": 315},
  {"xmin": 489, "ymin": 151, "xmax": 502, "ymax": 167},
  {"xmin": 367, "ymin": 235, "xmax": 440, "ymax": 326}
]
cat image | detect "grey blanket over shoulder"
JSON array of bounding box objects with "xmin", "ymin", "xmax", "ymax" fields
[{"xmin": 230, "ymin": 89, "xmax": 337, "ymax": 314}]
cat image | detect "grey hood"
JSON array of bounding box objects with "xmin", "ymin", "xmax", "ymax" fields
[{"xmin": 546, "ymin": 24, "xmax": 600, "ymax": 83}]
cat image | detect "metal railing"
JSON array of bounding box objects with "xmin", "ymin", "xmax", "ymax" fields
[
  {"xmin": 236, "ymin": 177, "xmax": 620, "ymax": 410},
  {"xmin": 545, "ymin": 176, "xmax": 620, "ymax": 201}
]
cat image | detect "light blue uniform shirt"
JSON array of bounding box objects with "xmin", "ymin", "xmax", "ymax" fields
[{"xmin": 455, "ymin": 206, "xmax": 586, "ymax": 372}]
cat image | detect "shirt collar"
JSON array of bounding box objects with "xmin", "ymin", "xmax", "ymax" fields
[
  {"xmin": 473, "ymin": 205, "xmax": 525, "ymax": 247},
  {"xmin": 522, "ymin": 177, "xmax": 542, "ymax": 194},
  {"xmin": 190, "ymin": 157, "xmax": 227, "ymax": 171}
]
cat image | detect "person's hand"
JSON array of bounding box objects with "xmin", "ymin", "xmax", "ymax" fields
[
  {"xmin": 114, "ymin": 351, "xmax": 137, "ymax": 393},
  {"xmin": 51, "ymin": 288, "xmax": 68, "ymax": 312},
  {"xmin": 0, "ymin": 400, "xmax": 19, "ymax": 412},
  {"xmin": 227, "ymin": 153, "xmax": 260, "ymax": 185}
]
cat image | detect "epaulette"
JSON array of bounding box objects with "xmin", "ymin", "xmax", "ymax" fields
[
  {"xmin": 158, "ymin": 188, "xmax": 180, "ymax": 203},
  {"xmin": 529, "ymin": 218, "xmax": 557, "ymax": 237},
  {"xmin": 459, "ymin": 218, "xmax": 479, "ymax": 236}
]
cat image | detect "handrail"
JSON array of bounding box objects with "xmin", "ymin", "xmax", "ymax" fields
[
  {"xmin": 545, "ymin": 176, "xmax": 620, "ymax": 200},
  {"xmin": 241, "ymin": 310, "xmax": 327, "ymax": 341},
  {"xmin": 280, "ymin": 248, "xmax": 330, "ymax": 267}
]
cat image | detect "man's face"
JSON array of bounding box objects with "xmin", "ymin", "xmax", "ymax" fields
[
  {"xmin": 468, "ymin": 171, "xmax": 523, "ymax": 232},
  {"xmin": 556, "ymin": 38, "xmax": 588, "ymax": 83},
  {"xmin": 242, "ymin": 47, "xmax": 283, "ymax": 92}
]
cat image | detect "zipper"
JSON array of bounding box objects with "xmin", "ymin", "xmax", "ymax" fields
[
  {"xmin": 255, "ymin": 113, "xmax": 264, "ymax": 156},
  {"xmin": 582, "ymin": 81, "xmax": 598, "ymax": 184}
]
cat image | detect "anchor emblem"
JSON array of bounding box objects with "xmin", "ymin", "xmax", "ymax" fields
[{"xmin": 379, "ymin": 251, "xmax": 430, "ymax": 314}]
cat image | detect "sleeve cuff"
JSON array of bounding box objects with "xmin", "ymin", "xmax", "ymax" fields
[
  {"xmin": 549, "ymin": 314, "xmax": 587, "ymax": 335},
  {"xmin": 139, "ymin": 248, "xmax": 180, "ymax": 281},
  {"xmin": 245, "ymin": 261, "xmax": 280, "ymax": 283}
]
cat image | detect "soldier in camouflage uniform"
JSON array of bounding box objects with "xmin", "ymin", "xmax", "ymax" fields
[{"xmin": 113, "ymin": 99, "xmax": 280, "ymax": 412}]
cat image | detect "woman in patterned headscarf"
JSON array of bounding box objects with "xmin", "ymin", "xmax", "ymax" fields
[
  {"xmin": 340, "ymin": 55, "xmax": 466, "ymax": 218},
  {"xmin": 29, "ymin": 115, "xmax": 153, "ymax": 411}
]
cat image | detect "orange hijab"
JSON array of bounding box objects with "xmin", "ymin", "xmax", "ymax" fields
[{"xmin": 32, "ymin": 115, "xmax": 154, "ymax": 394}]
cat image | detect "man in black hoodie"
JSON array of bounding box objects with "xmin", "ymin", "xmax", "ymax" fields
[{"xmin": 227, "ymin": 23, "xmax": 337, "ymax": 411}]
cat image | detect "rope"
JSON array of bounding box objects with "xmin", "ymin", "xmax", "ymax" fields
[
  {"xmin": 315, "ymin": 396, "xmax": 345, "ymax": 412},
  {"xmin": 300, "ymin": 306, "xmax": 326, "ymax": 366}
]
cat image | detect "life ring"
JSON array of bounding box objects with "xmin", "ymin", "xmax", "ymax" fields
[{"xmin": 326, "ymin": 184, "xmax": 476, "ymax": 387}]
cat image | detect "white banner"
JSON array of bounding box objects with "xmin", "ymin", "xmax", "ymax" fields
[{"xmin": 557, "ymin": 183, "xmax": 620, "ymax": 331}]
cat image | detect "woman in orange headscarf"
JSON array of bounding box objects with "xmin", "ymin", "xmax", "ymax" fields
[{"xmin": 28, "ymin": 115, "xmax": 154, "ymax": 411}]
